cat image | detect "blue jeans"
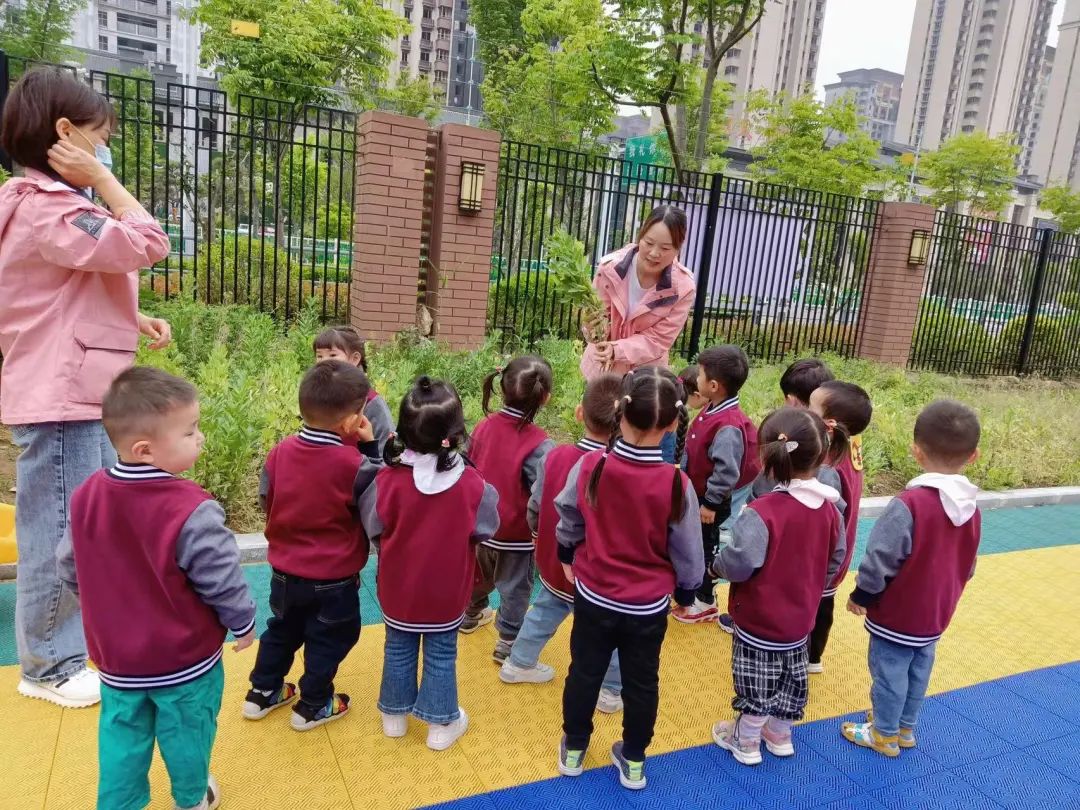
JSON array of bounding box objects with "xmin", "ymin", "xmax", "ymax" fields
[
  {"xmin": 509, "ymin": 586, "xmax": 622, "ymax": 693},
  {"xmin": 11, "ymin": 420, "xmax": 116, "ymax": 682},
  {"xmin": 660, "ymin": 431, "xmax": 676, "ymax": 464},
  {"xmin": 868, "ymin": 634, "xmax": 937, "ymax": 735},
  {"xmin": 379, "ymin": 626, "xmax": 460, "ymax": 724}
]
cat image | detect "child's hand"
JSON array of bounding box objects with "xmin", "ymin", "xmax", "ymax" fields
[
  {"xmin": 846, "ymin": 598, "xmax": 867, "ymax": 616},
  {"xmin": 233, "ymin": 631, "xmax": 255, "ymax": 652},
  {"xmin": 561, "ymin": 563, "xmax": 575, "ymax": 585},
  {"xmin": 353, "ymin": 415, "xmax": 375, "ymax": 444},
  {"xmin": 700, "ymin": 505, "xmax": 716, "ymax": 525}
]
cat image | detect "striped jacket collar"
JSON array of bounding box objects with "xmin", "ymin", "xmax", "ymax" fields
[
  {"xmin": 577, "ymin": 438, "xmax": 606, "ymax": 452},
  {"xmin": 107, "ymin": 462, "xmax": 175, "ymax": 481},
  {"xmin": 298, "ymin": 425, "xmax": 344, "ymax": 446},
  {"xmin": 704, "ymin": 396, "xmax": 740, "ymax": 416},
  {"xmin": 611, "ymin": 438, "xmax": 664, "ymax": 464},
  {"xmin": 500, "ymin": 406, "xmax": 526, "ymax": 420}
]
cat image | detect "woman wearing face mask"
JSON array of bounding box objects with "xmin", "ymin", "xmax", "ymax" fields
[
  {"xmin": 580, "ymin": 205, "xmax": 696, "ymax": 463},
  {"xmin": 0, "ymin": 69, "xmax": 172, "ymax": 709}
]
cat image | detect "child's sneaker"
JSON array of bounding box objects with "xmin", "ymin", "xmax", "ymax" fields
[
  {"xmin": 499, "ymin": 659, "xmax": 555, "ymax": 683},
  {"xmin": 609, "ymin": 741, "xmax": 646, "ymax": 789},
  {"xmin": 492, "ymin": 637, "xmax": 513, "ymax": 664},
  {"xmin": 761, "ymin": 724, "xmax": 795, "ymax": 757},
  {"xmin": 717, "ymin": 613, "xmax": 735, "ymax": 634},
  {"xmin": 596, "ymin": 687, "xmax": 623, "ymax": 714},
  {"xmin": 867, "ymin": 711, "xmax": 916, "ymax": 748},
  {"xmin": 381, "ymin": 712, "xmax": 408, "ymax": 738},
  {"xmin": 712, "ymin": 719, "xmax": 763, "ymax": 765},
  {"xmin": 558, "ymin": 735, "xmax": 586, "ymax": 776},
  {"xmin": 427, "ymin": 707, "xmax": 468, "ymax": 750},
  {"xmin": 459, "ymin": 607, "xmax": 494, "ymax": 634},
  {"xmin": 174, "ymin": 774, "xmax": 220, "ymax": 810},
  {"xmin": 806, "ymin": 662, "xmax": 824, "ymax": 674},
  {"xmin": 242, "ymin": 683, "xmax": 297, "ymax": 720},
  {"xmin": 291, "ymin": 694, "xmax": 350, "ymax": 732},
  {"xmin": 841, "ymin": 721, "xmax": 900, "ymax": 757},
  {"xmin": 673, "ymin": 598, "xmax": 719, "ymax": 624}
]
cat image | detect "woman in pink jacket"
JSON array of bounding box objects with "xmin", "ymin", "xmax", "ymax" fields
[
  {"xmin": 581, "ymin": 205, "xmax": 695, "ymax": 461},
  {"xmin": 0, "ymin": 69, "xmax": 172, "ymax": 708}
]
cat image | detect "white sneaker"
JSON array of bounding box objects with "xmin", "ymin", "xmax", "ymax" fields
[
  {"xmin": 381, "ymin": 712, "xmax": 408, "ymax": 738},
  {"xmin": 672, "ymin": 598, "xmax": 720, "ymax": 624},
  {"xmin": 499, "ymin": 660, "xmax": 555, "ymax": 684},
  {"xmin": 18, "ymin": 667, "xmax": 101, "ymax": 708},
  {"xmin": 807, "ymin": 662, "xmax": 824, "ymax": 674},
  {"xmin": 174, "ymin": 774, "xmax": 220, "ymax": 810},
  {"xmin": 426, "ymin": 707, "xmax": 469, "ymax": 751},
  {"xmin": 596, "ymin": 687, "xmax": 623, "ymax": 714}
]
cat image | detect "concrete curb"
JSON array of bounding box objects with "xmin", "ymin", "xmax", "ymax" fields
[{"xmin": 2, "ymin": 485, "xmax": 1079, "ymax": 580}]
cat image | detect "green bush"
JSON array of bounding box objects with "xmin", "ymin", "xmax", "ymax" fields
[
  {"xmin": 997, "ymin": 315, "xmax": 1066, "ymax": 374},
  {"xmin": 909, "ymin": 301, "xmax": 993, "ymax": 374},
  {"xmin": 487, "ymin": 271, "xmax": 580, "ymax": 343},
  {"xmin": 1059, "ymin": 290, "xmax": 1080, "ymax": 311}
]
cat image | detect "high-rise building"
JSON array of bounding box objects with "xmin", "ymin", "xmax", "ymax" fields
[
  {"xmin": 1032, "ymin": 0, "xmax": 1080, "ymax": 191},
  {"xmin": 823, "ymin": 68, "xmax": 904, "ymax": 143},
  {"xmin": 1021, "ymin": 45, "xmax": 1055, "ymax": 175},
  {"xmin": 895, "ymin": 0, "xmax": 1057, "ymax": 154}
]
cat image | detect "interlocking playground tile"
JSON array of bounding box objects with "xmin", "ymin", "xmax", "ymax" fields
[
  {"xmin": 1022, "ymin": 730, "xmax": 1080, "ymax": 786},
  {"xmin": 953, "ymin": 750, "xmax": 1080, "ymax": 810},
  {"xmin": 936, "ymin": 681, "xmax": 1075, "ymax": 743},
  {"xmin": 908, "ymin": 699, "xmax": 1014, "ymax": 769},
  {"xmin": 868, "ymin": 770, "xmax": 1005, "ymax": 810},
  {"xmin": 996, "ymin": 667, "xmax": 1080, "ymax": 725}
]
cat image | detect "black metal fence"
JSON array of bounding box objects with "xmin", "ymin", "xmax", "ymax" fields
[
  {"xmin": 490, "ymin": 141, "xmax": 881, "ymax": 362},
  {"xmin": 909, "ymin": 210, "xmax": 1080, "ymax": 377},
  {"xmin": 1, "ymin": 52, "xmax": 357, "ymax": 322}
]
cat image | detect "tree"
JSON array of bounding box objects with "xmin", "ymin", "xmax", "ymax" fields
[
  {"xmin": 745, "ymin": 91, "xmax": 882, "ymax": 198},
  {"xmin": 0, "ymin": 0, "xmax": 85, "ymax": 62},
  {"xmin": 472, "ymin": 0, "xmax": 528, "ymax": 73},
  {"xmin": 1041, "ymin": 185, "xmax": 1080, "ymax": 234},
  {"xmin": 379, "ymin": 75, "xmax": 440, "ymax": 124},
  {"xmin": 919, "ymin": 132, "xmax": 1019, "ymax": 216}
]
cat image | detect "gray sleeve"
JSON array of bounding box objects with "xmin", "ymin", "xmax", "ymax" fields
[
  {"xmin": 826, "ymin": 513, "xmax": 848, "ymax": 586},
  {"xmin": 852, "ymin": 498, "xmax": 914, "ymax": 605},
  {"xmin": 713, "ymin": 506, "xmax": 769, "ymax": 583},
  {"xmin": 522, "ymin": 439, "xmax": 555, "ymax": 492},
  {"xmin": 554, "ymin": 458, "xmax": 588, "ymax": 559},
  {"xmin": 704, "ymin": 426, "xmax": 743, "ymax": 507},
  {"xmin": 817, "ymin": 465, "xmax": 848, "ymax": 518},
  {"xmin": 56, "ymin": 525, "xmax": 79, "ymax": 595},
  {"xmin": 366, "ymin": 395, "xmax": 395, "ymax": 455},
  {"xmin": 472, "ymin": 482, "xmax": 501, "ymax": 542},
  {"xmin": 175, "ymin": 500, "xmax": 257, "ymax": 637},
  {"xmin": 354, "ymin": 461, "xmax": 383, "ymax": 541},
  {"xmin": 667, "ymin": 483, "xmax": 705, "ymax": 604},
  {"xmin": 527, "ymin": 458, "xmax": 547, "ymax": 534}
]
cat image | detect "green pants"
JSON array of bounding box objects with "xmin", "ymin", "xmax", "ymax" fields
[{"xmin": 98, "ymin": 659, "xmax": 224, "ymax": 810}]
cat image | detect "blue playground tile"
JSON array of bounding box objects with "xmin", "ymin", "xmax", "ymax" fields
[
  {"xmin": 1023, "ymin": 731, "xmax": 1080, "ymax": 786},
  {"xmin": 997, "ymin": 666, "xmax": 1080, "ymax": 725},
  {"xmin": 1055, "ymin": 660, "xmax": 1080, "ymax": 684},
  {"xmin": 425, "ymin": 797, "xmax": 499, "ymax": 810},
  {"xmin": 868, "ymin": 770, "xmax": 1004, "ymax": 810},
  {"xmin": 953, "ymin": 751, "xmax": 1080, "ymax": 810},
  {"xmin": 937, "ymin": 682, "xmax": 1075, "ymax": 744},
  {"xmin": 812, "ymin": 797, "xmax": 889, "ymax": 810},
  {"xmin": 909, "ymin": 699, "xmax": 1014, "ymax": 769}
]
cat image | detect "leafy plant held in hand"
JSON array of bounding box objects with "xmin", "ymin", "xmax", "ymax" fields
[{"xmin": 546, "ymin": 227, "xmax": 608, "ymax": 344}]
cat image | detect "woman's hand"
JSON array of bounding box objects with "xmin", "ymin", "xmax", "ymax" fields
[
  {"xmin": 47, "ymin": 141, "xmax": 110, "ymax": 190},
  {"xmin": 137, "ymin": 313, "xmax": 172, "ymax": 350},
  {"xmin": 593, "ymin": 342, "xmax": 615, "ymax": 366}
]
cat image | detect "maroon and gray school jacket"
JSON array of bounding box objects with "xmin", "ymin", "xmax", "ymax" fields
[
  {"xmin": 260, "ymin": 426, "xmax": 373, "ymax": 580},
  {"xmin": 713, "ymin": 484, "xmax": 846, "ymax": 650},
  {"xmin": 825, "ymin": 451, "xmax": 865, "ymax": 596},
  {"xmin": 57, "ymin": 464, "xmax": 256, "ymax": 690},
  {"xmin": 355, "ymin": 458, "xmax": 500, "ymax": 632},
  {"xmin": 555, "ymin": 439, "xmax": 705, "ymax": 615},
  {"xmin": 527, "ymin": 437, "xmax": 605, "ymax": 602},
  {"xmin": 683, "ymin": 397, "xmax": 761, "ymax": 510},
  {"xmin": 364, "ymin": 387, "xmax": 395, "ymax": 458},
  {"xmin": 850, "ymin": 478, "xmax": 981, "ymax": 647},
  {"xmin": 469, "ymin": 407, "xmax": 554, "ymax": 551}
]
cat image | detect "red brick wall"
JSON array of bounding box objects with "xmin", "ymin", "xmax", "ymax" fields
[{"xmin": 856, "ymin": 202, "xmax": 936, "ymax": 365}]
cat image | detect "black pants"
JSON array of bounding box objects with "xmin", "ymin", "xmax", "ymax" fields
[
  {"xmin": 249, "ymin": 570, "xmax": 362, "ymax": 708},
  {"xmin": 697, "ymin": 495, "xmax": 730, "ymax": 604},
  {"xmin": 808, "ymin": 594, "xmax": 836, "ymax": 664},
  {"xmin": 562, "ymin": 596, "xmax": 668, "ymax": 761}
]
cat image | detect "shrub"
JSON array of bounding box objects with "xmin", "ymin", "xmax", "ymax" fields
[
  {"xmin": 997, "ymin": 315, "xmax": 1066, "ymax": 374},
  {"xmin": 1059, "ymin": 290, "xmax": 1080, "ymax": 311},
  {"xmin": 909, "ymin": 301, "xmax": 993, "ymax": 374},
  {"xmin": 488, "ymin": 271, "xmax": 580, "ymax": 343}
]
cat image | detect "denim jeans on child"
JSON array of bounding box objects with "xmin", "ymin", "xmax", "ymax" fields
[
  {"xmin": 868, "ymin": 634, "xmax": 937, "ymax": 735},
  {"xmin": 509, "ymin": 586, "xmax": 622, "ymax": 693},
  {"xmin": 378, "ymin": 625, "xmax": 460, "ymax": 724},
  {"xmin": 98, "ymin": 659, "xmax": 224, "ymax": 810},
  {"xmin": 249, "ymin": 570, "xmax": 361, "ymax": 709},
  {"xmin": 660, "ymin": 431, "xmax": 677, "ymax": 464},
  {"xmin": 11, "ymin": 420, "xmax": 116, "ymax": 682}
]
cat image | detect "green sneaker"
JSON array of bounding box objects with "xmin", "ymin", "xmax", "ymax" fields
[
  {"xmin": 558, "ymin": 735, "xmax": 586, "ymax": 777},
  {"xmin": 610, "ymin": 741, "xmax": 646, "ymax": 789}
]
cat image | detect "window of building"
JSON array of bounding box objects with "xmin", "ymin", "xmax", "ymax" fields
[
  {"xmin": 422, "ymin": 6, "xmax": 432, "ymax": 18},
  {"xmin": 724, "ymin": 48, "xmax": 741, "ymax": 59},
  {"xmin": 966, "ymin": 95, "xmax": 979, "ymax": 105},
  {"xmin": 438, "ymin": 27, "xmax": 450, "ymax": 39},
  {"xmin": 962, "ymin": 124, "xmax": 975, "ymax": 133},
  {"xmin": 438, "ymin": 5, "xmax": 451, "ymax": 16},
  {"xmin": 456, "ymin": 63, "xmax": 464, "ymax": 77},
  {"xmin": 977, "ymin": 38, "xmax": 992, "ymax": 48},
  {"xmin": 99, "ymin": 35, "xmax": 109, "ymax": 51},
  {"xmin": 420, "ymin": 50, "xmax": 430, "ymax": 62},
  {"xmin": 421, "ymin": 30, "xmax": 431, "ymax": 42},
  {"xmin": 166, "ymin": 46, "xmax": 170, "ymax": 61},
  {"xmin": 436, "ymin": 49, "xmax": 448, "ymax": 60},
  {"xmin": 435, "ymin": 70, "xmax": 447, "ymax": 81},
  {"xmin": 98, "ymin": 10, "xmax": 107, "ymax": 26},
  {"xmin": 724, "ymin": 65, "xmax": 738, "ymax": 76},
  {"xmin": 964, "ymin": 110, "xmax": 978, "ymax": 120}
]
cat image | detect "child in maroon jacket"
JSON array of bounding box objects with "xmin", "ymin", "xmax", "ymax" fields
[
  {"xmin": 464, "ymin": 355, "xmax": 555, "ymax": 664},
  {"xmin": 711, "ymin": 407, "xmax": 846, "ymax": 766},
  {"xmin": 843, "ymin": 400, "xmax": 981, "ymax": 758},
  {"xmin": 313, "ymin": 325, "xmax": 395, "ymax": 456},
  {"xmin": 356, "ymin": 376, "xmax": 500, "ymax": 751},
  {"xmin": 244, "ymin": 361, "xmax": 377, "ymax": 732}
]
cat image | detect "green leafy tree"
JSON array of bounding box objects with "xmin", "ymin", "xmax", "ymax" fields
[
  {"xmin": 379, "ymin": 75, "xmax": 440, "ymax": 123},
  {"xmin": 471, "ymin": 0, "xmax": 528, "ymax": 73},
  {"xmin": 1041, "ymin": 185, "xmax": 1080, "ymax": 234},
  {"xmin": 919, "ymin": 132, "xmax": 1019, "ymax": 216},
  {"xmin": 0, "ymin": 0, "xmax": 85, "ymax": 61}
]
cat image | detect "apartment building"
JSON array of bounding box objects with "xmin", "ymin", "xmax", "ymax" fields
[
  {"xmin": 1031, "ymin": 0, "xmax": 1080, "ymax": 190},
  {"xmin": 823, "ymin": 68, "xmax": 904, "ymax": 143}
]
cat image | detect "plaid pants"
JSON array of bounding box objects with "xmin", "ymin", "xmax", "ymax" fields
[{"xmin": 731, "ymin": 635, "xmax": 809, "ymax": 721}]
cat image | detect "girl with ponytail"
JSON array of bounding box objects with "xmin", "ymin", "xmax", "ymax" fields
[{"xmin": 553, "ymin": 366, "xmax": 704, "ymax": 791}]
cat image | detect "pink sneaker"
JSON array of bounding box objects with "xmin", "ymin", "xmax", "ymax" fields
[
  {"xmin": 761, "ymin": 723, "xmax": 795, "ymax": 757},
  {"xmin": 711, "ymin": 719, "xmax": 762, "ymax": 766}
]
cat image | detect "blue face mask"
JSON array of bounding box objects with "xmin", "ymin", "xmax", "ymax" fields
[{"xmin": 72, "ymin": 125, "xmax": 113, "ymax": 173}]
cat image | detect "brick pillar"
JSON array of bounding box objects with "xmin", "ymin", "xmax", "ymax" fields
[
  {"xmin": 350, "ymin": 111, "xmax": 430, "ymax": 342},
  {"xmin": 428, "ymin": 124, "xmax": 502, "ymax": 349},
  {"xmin": 856, "ymin": 202, "xmax": 936, "ymax": 365}
]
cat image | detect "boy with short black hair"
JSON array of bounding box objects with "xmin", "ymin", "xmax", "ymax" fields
[
  {"xmin": 678, "ymin": 345, "xmax": 760, "ymax": 623},
  {"xmin": 842, "ymin": 399, "xmax": 981, "ymax": 758},
  {"xmin": 58, "ymin": 366, "xmax": 257, "ymax": 810},
  {"xmin": 779, "ymin": 358, "xmax": 834, "ymax": 408},
  {"xmin": 245, "ymin": 360, "xmax": 377, "ymax": 731}
]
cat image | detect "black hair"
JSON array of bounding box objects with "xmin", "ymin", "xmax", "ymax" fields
[
  {"xmin": 384, "ymin": 375, "xmax": 467, "ymax": 473},
  {"xmin": 914, "ymin": 399, "xmax": 980, "ymax": 466},
  {"xmin": 313, "ymin": 326, "xmax": 367, "ymax": 372},
  {"xmin": 814, "ymin": 380, "xmax": 872, "ymax": 466},
  {"xmin": 586, "ymin": 366, "xmax": 689, "ymax": 524},
  {"xmin": 581, "ymin": 373, "xmax": 623, "ymax": 436},
  {"xmin": 779, "ymin": 358, "xmax": 834, "ymax": 405},
  {"xmin": 758, "ymin": 407, "xmax": 830, "ymax": 485},
  {"xmin": 102, "ymin": 366, "xmax": 198, "ymax": 444},
  {"xmin": 298, "ymin": 360, "xmax": 370, "ymax": 426},
  {"xmin": 636, "ymin": 205, "xmax": 688, "ymax": 251},
  {"xmin": 481, "ymin": 354, "xmax": 553, "ymax": 430},
  {"xmin": 697, "ymin": 344, "xmax": 750, "ymax": 397},
  {"xmin": 677, "ymin": 364, "xmax": 699, "ymax": 396}
]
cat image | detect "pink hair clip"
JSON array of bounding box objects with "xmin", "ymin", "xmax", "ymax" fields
[{"xmin": 441, "ymin": 438, "xmax": 451, "ymax": 448}]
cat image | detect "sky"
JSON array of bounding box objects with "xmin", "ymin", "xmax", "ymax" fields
[{"xmin": 814, "ymin": 0, "xmax": 1068, "ymax": 98}]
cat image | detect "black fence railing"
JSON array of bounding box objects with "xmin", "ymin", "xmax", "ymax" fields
[
  {"xmin": 909, "ymin": 210, "xmax": 1080, "ymax": 377},
  {"xmin": 1, "ymin": 52, "xmax": 357, "ymax": 322},
  {"xmin": 489, "ymin": 141, "xmax": 880, "ymax": 362}
]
